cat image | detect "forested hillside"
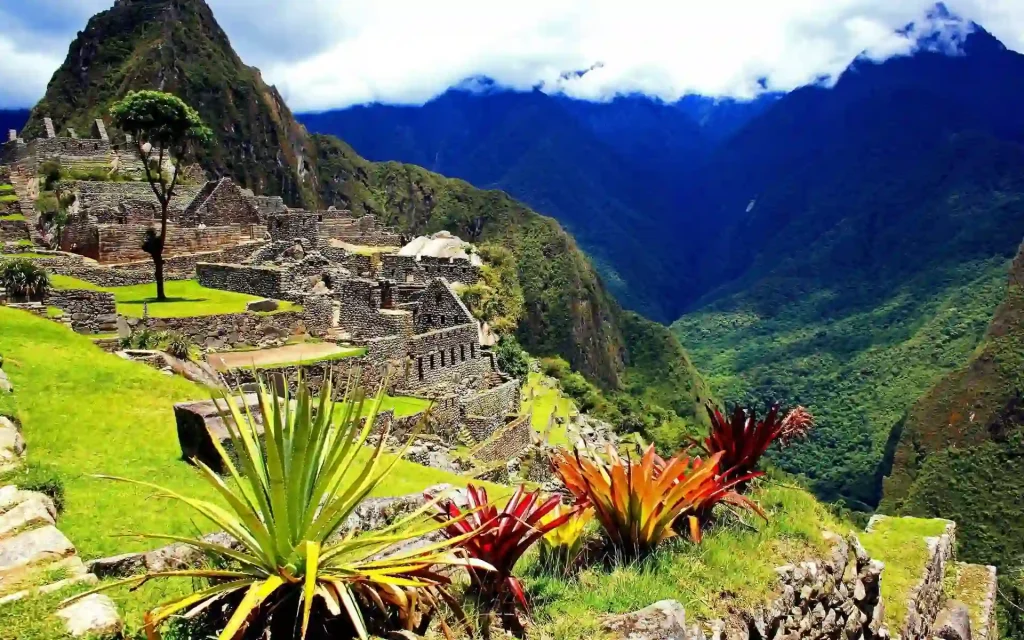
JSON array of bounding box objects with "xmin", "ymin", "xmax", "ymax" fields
[{"xmin": 673, "ymin": 25, "xmax": 1024, "ymax": 508}]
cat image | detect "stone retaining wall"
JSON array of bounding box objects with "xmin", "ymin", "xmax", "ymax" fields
[
  {"xmin": 138, "ymin": 311, "xmax": 306, "ymax": 350},
  {"xmin": 196, "ymin": 262, "xmax": 286, "ymax": 300},
  {"xmin": 462, "ymin": 378, "xmax": 519, "ymax": 419},
  {"xmin": 406, "ymin": 324, "xmax": 490, "ymax": 390},
  {"xmin": 468, "ymin": 414, "xmax": 532, "ymax": 463},
  {"xmin": 45, "ymin": 289, "xmax": 117, "ymax": 334},
  {"xmin": 0, "ymin": 219, "xmax": 29, "ymax": 242},
  {"xmin": 380, "ymin": 254, "xmax": 480, "ymax": 286}
]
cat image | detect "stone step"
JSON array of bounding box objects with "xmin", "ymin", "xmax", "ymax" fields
[
  {"xmin": 56, "ymin": 593, "xmax": 124, "ymax": 639},
  {"xmin": 0, "ymin": 556, "xmax": 96, "ymax": 606},
  {"xmin": 0, "ymin": 495, "xmax": 56, "ymax": 540},
  {"xmin": 0, "ymin": 485, "xmax": 56, "ymax": 518},
  {"xmin": 0, "ymin": 525, "xmax": 76, "ymax": 578}
]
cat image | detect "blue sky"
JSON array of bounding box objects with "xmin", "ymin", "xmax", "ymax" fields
[{"xmin": 1, "ymin": 0, "xmax": 1022, "ymax": 111}]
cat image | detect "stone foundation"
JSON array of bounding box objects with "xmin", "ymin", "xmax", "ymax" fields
[
  {"xmin": 137, "ymin": 311, "xmax": 306, "ymax": 350},
  {"xmin": 44, "ymin": 289, "xmax": 117, "ymax": 334}
]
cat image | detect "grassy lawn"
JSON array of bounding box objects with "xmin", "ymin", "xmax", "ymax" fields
[
  {"xmin": 329, "ymin": 394, "xmax": 433, "ymax": 421},
  {"xmin": 522, "ymin": 372, "xmax": 575, "ymax": 445},
  {"xmin": 0, "ymin": 253, "xmax": 49, "ymax": 259},
  {"xmin": 49, "ymin": 276, "xmax": 298, "ymax": 318},
  {"xmin": 0, "ymin": 213, "xmax": 25, "ymax": 221},
  {"xmin": 861, "ymin": 516, "xmax": 950, "ymax": 629},
  {"xmin": 522, "ymin": 480, "xmax": 850, "ymax": 639}
]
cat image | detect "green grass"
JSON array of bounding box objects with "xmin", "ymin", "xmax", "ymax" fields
[
  {"xmin": 0, "ymin": 195, "xmax": 18, "ymax": 205},
  {"xmin": 861, "ymin": 516, "xmax": 949, "ymax": 629},
  {"xmin": 522, "ymin": 372, "xmax": 575, "ymax": 445},
  {"xmin": 0, "ymin": 253, "xmax": 49, "ymax": 259},
  {"xmin": 0, "ymin": 184, "xmax": 14, "ymax": 194},
  {"xmin": 945, "ymin": 562, "xmax": 993, "ymax": 637},
  {"xmin": 329, "ymin": 394, "xmax": 432, "ymax": 421},
  {"xmin": 49, "ymin": 277, "xmax": 298, "ymax": 318},
  {"xmin": 522, "ymin": 481, "xmax": 849, "ymax": 639},
  {"xmin": 0, "ymin": 307, "xmax": 493, "ymax": 638},
  {"xmin": 0, "ymin": 213, "xmax": 25, "ymax": 221}
]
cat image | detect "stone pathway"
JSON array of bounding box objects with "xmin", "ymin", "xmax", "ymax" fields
[
  {"xmin": 207, "ymin": 341, "xmax": 356, "ymax": 371},
  {"xmin": 0, "ymin": 373, "xmax": 123, "ymax": 637}
]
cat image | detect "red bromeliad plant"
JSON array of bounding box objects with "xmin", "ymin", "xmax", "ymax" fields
[
  {"xmin": 552, "ymin": 444, "xmax": 756, "ymax": 555},
  {"xmin": 429, "ymin": 484, "xmax": 578, "ymax": 612},
  {"xmin": 650, "ymin": 452, "xmax": 766, "ymax": 540},
  {"xmin": 702, "ymin": 403, "xmax": 814, "ymax": 483}
]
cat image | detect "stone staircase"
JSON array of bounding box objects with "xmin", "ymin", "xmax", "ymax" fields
[
  {"xmin": 0, "ymin": 374, "xmax": 123, "ymax": 637},
  {"xmin": 7, "ymin": 165, "xmax": 43, "ymax": 246}
]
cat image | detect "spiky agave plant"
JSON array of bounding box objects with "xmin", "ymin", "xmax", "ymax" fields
[
  {"xmin": 702, "ymin": 403, "xmax": 815, "ymax": 482},
  {"xmin": 552, "ymin": 444, "xmax": 742, "ymax": 556},
  {"xmin": 64, "ymin": 373, "xmax": 490, "ymax": 640},
  {"xmin": 0, "ymin": 258, "xmax": 49, "ymax": 300}
]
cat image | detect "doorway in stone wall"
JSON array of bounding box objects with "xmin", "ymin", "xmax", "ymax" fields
[{"xmin": 380, "ymin": 282, "xmax": 394, "ymax": 309}]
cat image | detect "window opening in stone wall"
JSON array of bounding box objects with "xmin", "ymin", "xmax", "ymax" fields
[
  {"xmin": 440, "ymin": 351, "xmax": 446, "ymax": 367},
  {"xmin": 471, "ymin": 343, "xmax": 476, "ymax": 358},
  {"xmin": 418, "ymin": 357, "xmax": 424, "ymax": 380},
  {"xmin": 451, "ymin": 346, "xmax": 456, "ymax": 365},
  {"xmin": 430, "ymin": 353, "xmax": 435, "ymax": 369},
  {"xmin": 461, "ymin": 344, "xmax": 466, "ymax": 361}
]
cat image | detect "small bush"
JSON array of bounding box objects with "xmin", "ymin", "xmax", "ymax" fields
[
  {"xmin": 495, "ymin": 335, "xmax": 530, "ymax": 380},
  {"xmin": 0, "ymin": 258, "xmax": 50, "ymax": 300},
  {"xmin": 0, "ymin": 462, "xmax": 66, "ymax": 513},
  {"xmin": 120, "ymin": 328, "xmax": 166, "ymax": 350},
  {"xmin": 539, "ymin": 356, "xmax": 572, "ymax": 380},
  {"xmin": 163, "ymin": 331, "xmax": 193, "ymax": 360}
]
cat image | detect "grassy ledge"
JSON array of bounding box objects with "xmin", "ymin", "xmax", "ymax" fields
[
  {"xmin": 861, "ymin": 516, "xmax": 949, "ymax": 629},
  {"xmin": 49, "ymin": 276, "xmax": 298, "ymax": 317},
  {"xmin": 522, "ymin": 480, "xmax": 848, "ymax": 640},
  {"xmin": 522, "ymin": 372, "xmax": 576, "ymax": 445}
]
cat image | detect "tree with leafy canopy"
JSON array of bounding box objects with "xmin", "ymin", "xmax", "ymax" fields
[{"xmin": 109, "ymin": 91, "xmax": 211, "ymax": 300}]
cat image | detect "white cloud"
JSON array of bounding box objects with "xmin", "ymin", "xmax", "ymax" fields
[{"xmin": 1, "ymin": 0, "xmax": 1024, "ymax": 111}]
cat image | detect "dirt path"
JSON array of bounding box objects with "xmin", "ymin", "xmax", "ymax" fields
[{"xmin": 208, "ymin": 342, "xmax": 353, "ymax": 371}]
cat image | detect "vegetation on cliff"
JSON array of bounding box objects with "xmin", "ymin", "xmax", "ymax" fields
[{"xmin": 880, "ymin": 243, "xmax": 1024, "ymax": 635}]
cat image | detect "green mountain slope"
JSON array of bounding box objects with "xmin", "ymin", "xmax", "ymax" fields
[
  {"xmin": 880, "ymin": 242, "xmax": 1024, "ymax": 636},
  {"xmin": 22, "ymin": 0, "xmax": 320, "ymax": 207}
]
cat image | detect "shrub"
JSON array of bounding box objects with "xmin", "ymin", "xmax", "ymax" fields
[
  {"xmin": 0, "ymin": 258, "xmax": 49, "ymax": 300},
  {"xmin": 430, "ymin": 484, "xmax": 576, "ymax": 629},
  {"xmin": 0, "ymin": 462, "xmax": 66, "ymax": 513},
  {"xmin": 66, "ymin": 374, "xmax": 483, "ymax": 640},
  {"xmin": 558, "ymin": 372, "xmax": 601, "ymax": 412},
  {"xmin": 539, "ymin": 356, "xmax": 571, "ymax": 380},
  {"xmin": 120, "ymin": 328, "xmax": 165, "ymax": 350},
  {"xmin": 163, "ymin": 331, "xmax": 193, "ymax": 360},
  {"xmin": 552, "ymin": 445, "xmax": 752, "ymax": 556},
  {"xmin": 702, "ymin": 403, "xmax": 815, "ymax": 482},
  {"xmin": 495, "ymin": 335, "xmax": 530, "ymax": 380}
]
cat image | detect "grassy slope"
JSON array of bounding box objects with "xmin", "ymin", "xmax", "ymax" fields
[
  {"xmin": 523, "ymin": 482, "xmax": 847, "ymax": 639},
  {"xmin": 522, "ymin": 372, "xmax": 576, "ymax": 445},
  {"xmin": 49, "ymin": 276, "xmax": 298, "ymax": 318},
  {"xmin": 0, "ymin": 306, "xmax": 479, "ymax": 558}
]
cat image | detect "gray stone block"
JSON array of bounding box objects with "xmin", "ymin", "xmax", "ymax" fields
[
  {"xmin": 246, "ymin": 298, "xmax": 279, "ymax": 312},
  {"xmin": 56, "ymin": 594, "xmax": 124, "ymax": 638},
  {"xmin": 603, "ymin": 600, "xmax": 688, "ymax": 640},
  {"xmin": 174, "ymin": 394, "xmax": 264, "ymax": 472},
  {"xmin": 934, "ymin": 600, "xmax": 972, "ymax": 640},
  {"xmin": 0, "ymin": 525, "xmax": 75, "ymax": 575}
]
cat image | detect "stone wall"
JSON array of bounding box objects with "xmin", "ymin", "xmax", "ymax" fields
[
  {"xmin": 45, "ymin": 289, "xmax": 117, "ymax": 334},
  {"xmin": 461, "ymin": 378, "xmax": 520, "ymax": 419},
  {"xmin": 405, "ymin": 324, "xmax": 490, "ymax": 390},
  {"xmin": 86, "ymin": 224, "xmax": 244, "ymax": 263},
  {"xmin": 300, "ymin": 295, "xmax": 333, "ymax": 338},
  {"xmin": 139, "ymin": 311, "xmax": 306, "ymax": 350},
  {"xmin": 67, "ymin": 181, "xmax": 202, "ymax": 223},
  {"xmin": 196, "ymin": 263, "xmax": 287, "ymax": 300},
  {"xmin": 268, "ymin": 213, "xmax": 319, "ymax": 244},
  {"xmin": 0, "ymin": 219, "xmax": 29, "ymax": 242},
  {"xmin": 380, "ymin": 254, "xmax": 481, "ymax": 286},
  {"xmin": 468, "ymin": 414, "xmax": 533, "ymax": 463},
  {"xmin": 413, "ymin": 279, "xmax": 474, "ymax": 333},
  {"xmin": 179, "ymin": 178, "xmax": 260, "ymax": 227}
]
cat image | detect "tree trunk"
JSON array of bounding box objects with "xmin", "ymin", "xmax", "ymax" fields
[{"xmin": 153, "ymin": 250, "xmax": 165, "ymax": 301}]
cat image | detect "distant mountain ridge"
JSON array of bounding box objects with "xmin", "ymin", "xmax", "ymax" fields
[{"xmin": 298, "ymin": 90, "xmax": 770, "ymax": 320}]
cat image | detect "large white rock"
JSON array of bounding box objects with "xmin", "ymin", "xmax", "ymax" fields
[
  {"xmin": 0, "ymin": 417, "xmax": 24, "ymax": 458},
  {"xmin": 56, "ymin": 594, "xmax": 124, "ymax": 638},
  {"xmin": 0, "ymin": 525, "xmax": 75, "ymax": 575},
  {"xmin": 0, "ymin": 496, "xmax": 55, "ymax": 539},
  {"xmin": 603, "ymin": 600, "xmax": 689, "ymax": 640}
]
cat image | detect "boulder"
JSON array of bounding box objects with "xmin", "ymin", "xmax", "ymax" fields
[
  {"xmin": 933, "ymin": 600, "xmax": 972, "ymax": 640},
  {"xmin": 0, "ymin": 417, "xmax": 26, "ymax": 458},
  {"xmin": 174, "ymin": 394, "xmax": 264, "ymax": 472},
  {"xmin": 246, "ymin": 298, "xmax": 279, "ymax": 313},
  {"xmin": 56, "ymin": 594, "xmax": 124, "ymax": 638},
  {"xmin": 603, "ymin": 600, "xmax": 688, "ymax": 640},
  {"xmin": 0, "ymin": 369, "xmax": 11, "ymax": 394}
]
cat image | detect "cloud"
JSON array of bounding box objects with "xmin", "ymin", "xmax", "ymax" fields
[{"xmin": 1, "ymin": 0, "xmax": 1023, "ymax": 111}]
